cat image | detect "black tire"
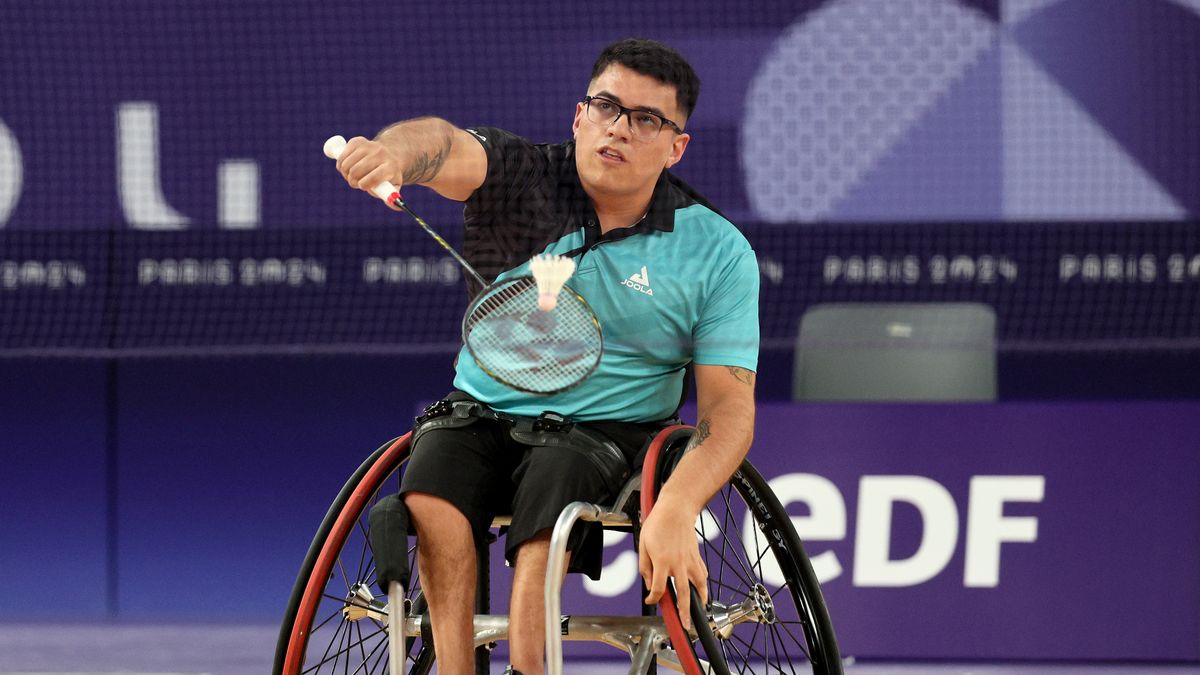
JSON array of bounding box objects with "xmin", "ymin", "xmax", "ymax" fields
[
  {"xmin": 651, "ymin": 438, "xmax": 843, "ymax": 675},
  {"xmin": 273, "ymin": 434, "xmax": 436, "ymax": 675}
]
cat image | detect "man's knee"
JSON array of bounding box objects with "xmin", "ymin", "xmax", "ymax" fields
[
  {"xmin": 403, "ymin": 492, "xmax": 472, "ymax": 541},
  {"xmin": 513, "ymin": 529, "xmax": 574, "ymax": 578},
  {"xmin": 514, "ymin": 530, "xmax": 552, "ymax": 562}
]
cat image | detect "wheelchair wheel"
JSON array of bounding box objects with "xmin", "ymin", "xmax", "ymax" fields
[
  {"xmin": 274, "ymin": 433, "xmax": 436, "ymax": 675},
  {"xmin": 644, "ymin": 428, "xmax": 843, "ymax": 675}
]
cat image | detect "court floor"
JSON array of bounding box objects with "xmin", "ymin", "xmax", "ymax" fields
[{"xmin": 1, "ymin": 622, "xmax": 1196, "ymax": 674}]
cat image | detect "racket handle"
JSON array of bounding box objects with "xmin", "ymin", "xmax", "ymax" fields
[{"xmin": 323, "ymin": 134, "xmax": 402, "ymax": 204}]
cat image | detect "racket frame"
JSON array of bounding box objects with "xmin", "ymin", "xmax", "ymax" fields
[
  {"xmin": 387, "ymin": 195, "xmax": 603, "ymax": 395},
  {"xmin": 462, "ymin": 277, "xmax": 603, "ymax": 395}
]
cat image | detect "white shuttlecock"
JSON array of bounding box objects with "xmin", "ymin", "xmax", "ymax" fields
[{"xmin": 530, "ymin": 254, "xmax": 575, "ymax": 311}]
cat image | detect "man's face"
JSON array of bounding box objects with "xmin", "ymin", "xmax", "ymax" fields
[{"xmin": 573, "ymin": 64, "xmax": 690, "ymax": 202}]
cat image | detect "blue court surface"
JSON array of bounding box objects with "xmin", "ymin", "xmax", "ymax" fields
[{"xmin": 1, "ymin": 622, "xmax": 1196, "ymax": 674}]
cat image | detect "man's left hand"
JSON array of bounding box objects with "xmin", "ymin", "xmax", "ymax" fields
[{"xmin": 639, "ymin": 495, "xmax": 707, "ymax": 630}]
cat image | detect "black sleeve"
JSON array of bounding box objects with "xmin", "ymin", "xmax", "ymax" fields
[{"xmin": 462, "ymin": 126, "xmax": 545, "ymax": 218}]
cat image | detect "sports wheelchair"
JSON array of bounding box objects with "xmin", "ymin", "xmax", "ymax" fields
[{"xmin": 273, "ymin": 425, "xmax": 842, "ymax": 674}]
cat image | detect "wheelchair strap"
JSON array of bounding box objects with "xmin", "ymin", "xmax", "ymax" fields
[{"xmin": 413, "ymin": 395, "xmax": 632, "ymax": 494}]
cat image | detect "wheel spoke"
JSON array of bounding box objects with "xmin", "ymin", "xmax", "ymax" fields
[
  {"xmin": 719, "ymin": 487, "xmax": 761, "ymax": 588},
  {"xmin": 700, "ymin": 526, "xmax": 753, "ymax": 588},
  {"xmin": 749, "ymin": 529, "xmax": 774, "ymax": 581},
  {"xmin": 766, "ymin": 620, "xmax": 797, "ymax": 674},
  {"xmin": 722, "ymin": 631, "xmax": 754, "ymax": 674},
  {"xmin": 748, "ymin": 508, "xmax": 768, "ymax": 583},
  {"xmin": 730, "ymin": 630, "xmax": 772, "ymax": 663},
  {"xmin": 368, "ymin": 634, "xmax": 389, "ymax": 675},
  {"xmin": 305, "ymin": 624, "xmax": 389, "ymax": 674},
  {"xmin": 706, "ymin": 575, "xmax": 750, "ymax": 598},
  {"xmin": 775, "ymin": 620, "xmax": 816, "ymax": 663},
  {"xmin": 353, "ymin": 616, "xmax": 369, "ymax": 668},
  {"xmin": 350, "ymin": 632, "xmax": 389, "ymax": 675},
  {"xmin": 356, "ymin": 512, "xmax": 374, "ymax": 582},
  {"xmin": 337, "ymin": 557, "xmax": 351, "ymax": 595},
  {"xmin": 311, "ymin": 604, "xmax": 346, "ymax": 635},
  {"xmin": 303, "ymin": 616, "xmax": 345, "ymax": 674},
  {"xmin": 319, "ymin": 592, "xmax": 387, "ymax": 617}
]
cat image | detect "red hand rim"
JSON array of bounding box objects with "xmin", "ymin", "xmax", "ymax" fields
[
  {"xmin": 282, "ymin": 433, "xmax": 413, "ymax": 674},
  {"xmin": 640, "ymin": 424, "xmax": 705, "ymax": 675}
]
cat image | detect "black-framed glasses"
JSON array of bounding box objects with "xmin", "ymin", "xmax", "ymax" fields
[{"xmin": 582, "ymin": 95, "xmax": 683, "ymax": 142}]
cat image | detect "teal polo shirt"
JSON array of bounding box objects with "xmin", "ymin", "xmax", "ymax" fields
[{"xmin": 452, "ymin": 127, "xmax": 759, "ymax": 423}]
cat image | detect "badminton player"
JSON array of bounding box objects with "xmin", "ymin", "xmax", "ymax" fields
[{"xmin": 334, "ymin": 37, "xmax": 759, "ymax": 675}]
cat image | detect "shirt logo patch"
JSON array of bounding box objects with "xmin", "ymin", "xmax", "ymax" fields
[{"xmin": 622, "ymin": 266, "xmax": 654, "ymax": 296}]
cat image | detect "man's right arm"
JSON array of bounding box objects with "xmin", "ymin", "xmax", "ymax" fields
[{"xmin": 334, "ymin": 117, "xmax": 487, "ymax": 203}]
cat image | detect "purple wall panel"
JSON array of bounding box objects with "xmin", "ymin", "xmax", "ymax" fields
[{"xmin": 0, "ymin": 360, "xmax": 109, "ymax": 618}]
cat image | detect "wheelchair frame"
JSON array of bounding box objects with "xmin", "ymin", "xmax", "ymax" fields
[{"xmin": 275, "ymin": 425, "xmax": 843, "ymax": 675}]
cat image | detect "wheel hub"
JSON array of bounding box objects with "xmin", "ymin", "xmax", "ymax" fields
[
  {"xmin": 750, "ymin": 583, "xmax": 776, "ymax": 624},
  {"xmin": 341, "ymin": 582, "xmax": 387, "ymax": 623}
]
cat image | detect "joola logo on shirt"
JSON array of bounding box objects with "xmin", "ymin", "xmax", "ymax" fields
[{"xmin": 621, "ymin": 266, "xmax": 654, "ymax": 296}]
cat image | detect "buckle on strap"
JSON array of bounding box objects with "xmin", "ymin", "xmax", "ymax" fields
[
  {"xmin": 532, "ymin": 411, "xmax": 573, "ymax": 433},
  {"xmin": 415, "ymin": 398, "xmax": 517, "ymax": 427},
  {"xmin": 415, "ymin": 399, "xmax": 455, "ymax": 425}
]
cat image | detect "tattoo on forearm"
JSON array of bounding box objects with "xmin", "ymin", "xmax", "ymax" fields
[
  {"xmin": 726, "ymin": 366, "xmax": 755, "ymax": 386},
  {"xmin": 686, "ymin": 418, "xmax": 712, "ymax": 451},
  {"xmin": 402, "ymin": 132, "xmax": 453, "ymax": 185}
]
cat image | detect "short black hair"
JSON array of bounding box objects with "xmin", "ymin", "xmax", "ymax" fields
[{"xmin": 590, "ymin": 38, "xmax": 701, "ymax": 124}]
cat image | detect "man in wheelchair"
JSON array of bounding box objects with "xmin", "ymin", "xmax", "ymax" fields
[{"xmin": 333, "ymin": 38, "xmax": 759, "ymax": 675}]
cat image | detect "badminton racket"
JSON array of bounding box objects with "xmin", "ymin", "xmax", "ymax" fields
[{"xmin": 324, "ymin": 135, "xmax": 603, "ymax": 395}]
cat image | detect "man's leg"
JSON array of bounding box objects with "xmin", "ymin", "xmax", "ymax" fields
[
  {"xmin": 404, "ymin": 492, "xmax": 478, "ymax": 675},
  {"xmin": 399, "ymin": 417, "xmax": 515, "ymax": 675},
  {"xmin": 508, "ymin": 531, "xmax": 570, "ymax": 675},
  {"xmin": 505, "ymin": 438, "xmax": 628, "ymax": 675}
]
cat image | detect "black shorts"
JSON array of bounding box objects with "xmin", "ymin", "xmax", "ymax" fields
[{"xmin": 398, "ymin": 411, "xmax": 662, "ymax": 580}]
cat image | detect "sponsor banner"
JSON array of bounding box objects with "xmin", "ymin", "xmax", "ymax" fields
[
  {"xmin": 548, "ymin": 401, "xmax": 1200, "ymax": 660},
  {"xmin": 751, "ymin": 221, "xmax": 1200, "ymax": 348},
  {"xmin": 2, "ymin": 354, "xmax": 1196, "ymax": 660},
  {"xmin": 2, "ymin": 226, "xmax": 1197, "ymax": 353},
  {"xmin": 0, "ymin": 230, "xmax": 110, "ymax": 351},
  {"xmin": 112, "ymin": 229, "xmax": 465, "ymax": 352},
  {"xmin": 0, "ymin": 229, "xmax": 469, "ymax": 352}
]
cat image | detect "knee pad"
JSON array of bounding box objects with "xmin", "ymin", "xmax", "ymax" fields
[{"xmin": 367, "ymin": 494, "xmax": 412, "ymax": 594}]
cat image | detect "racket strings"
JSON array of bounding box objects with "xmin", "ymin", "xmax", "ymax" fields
[{"xmin": 464, "ymin": 277, "xmax": 602, "ymax": 394}]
